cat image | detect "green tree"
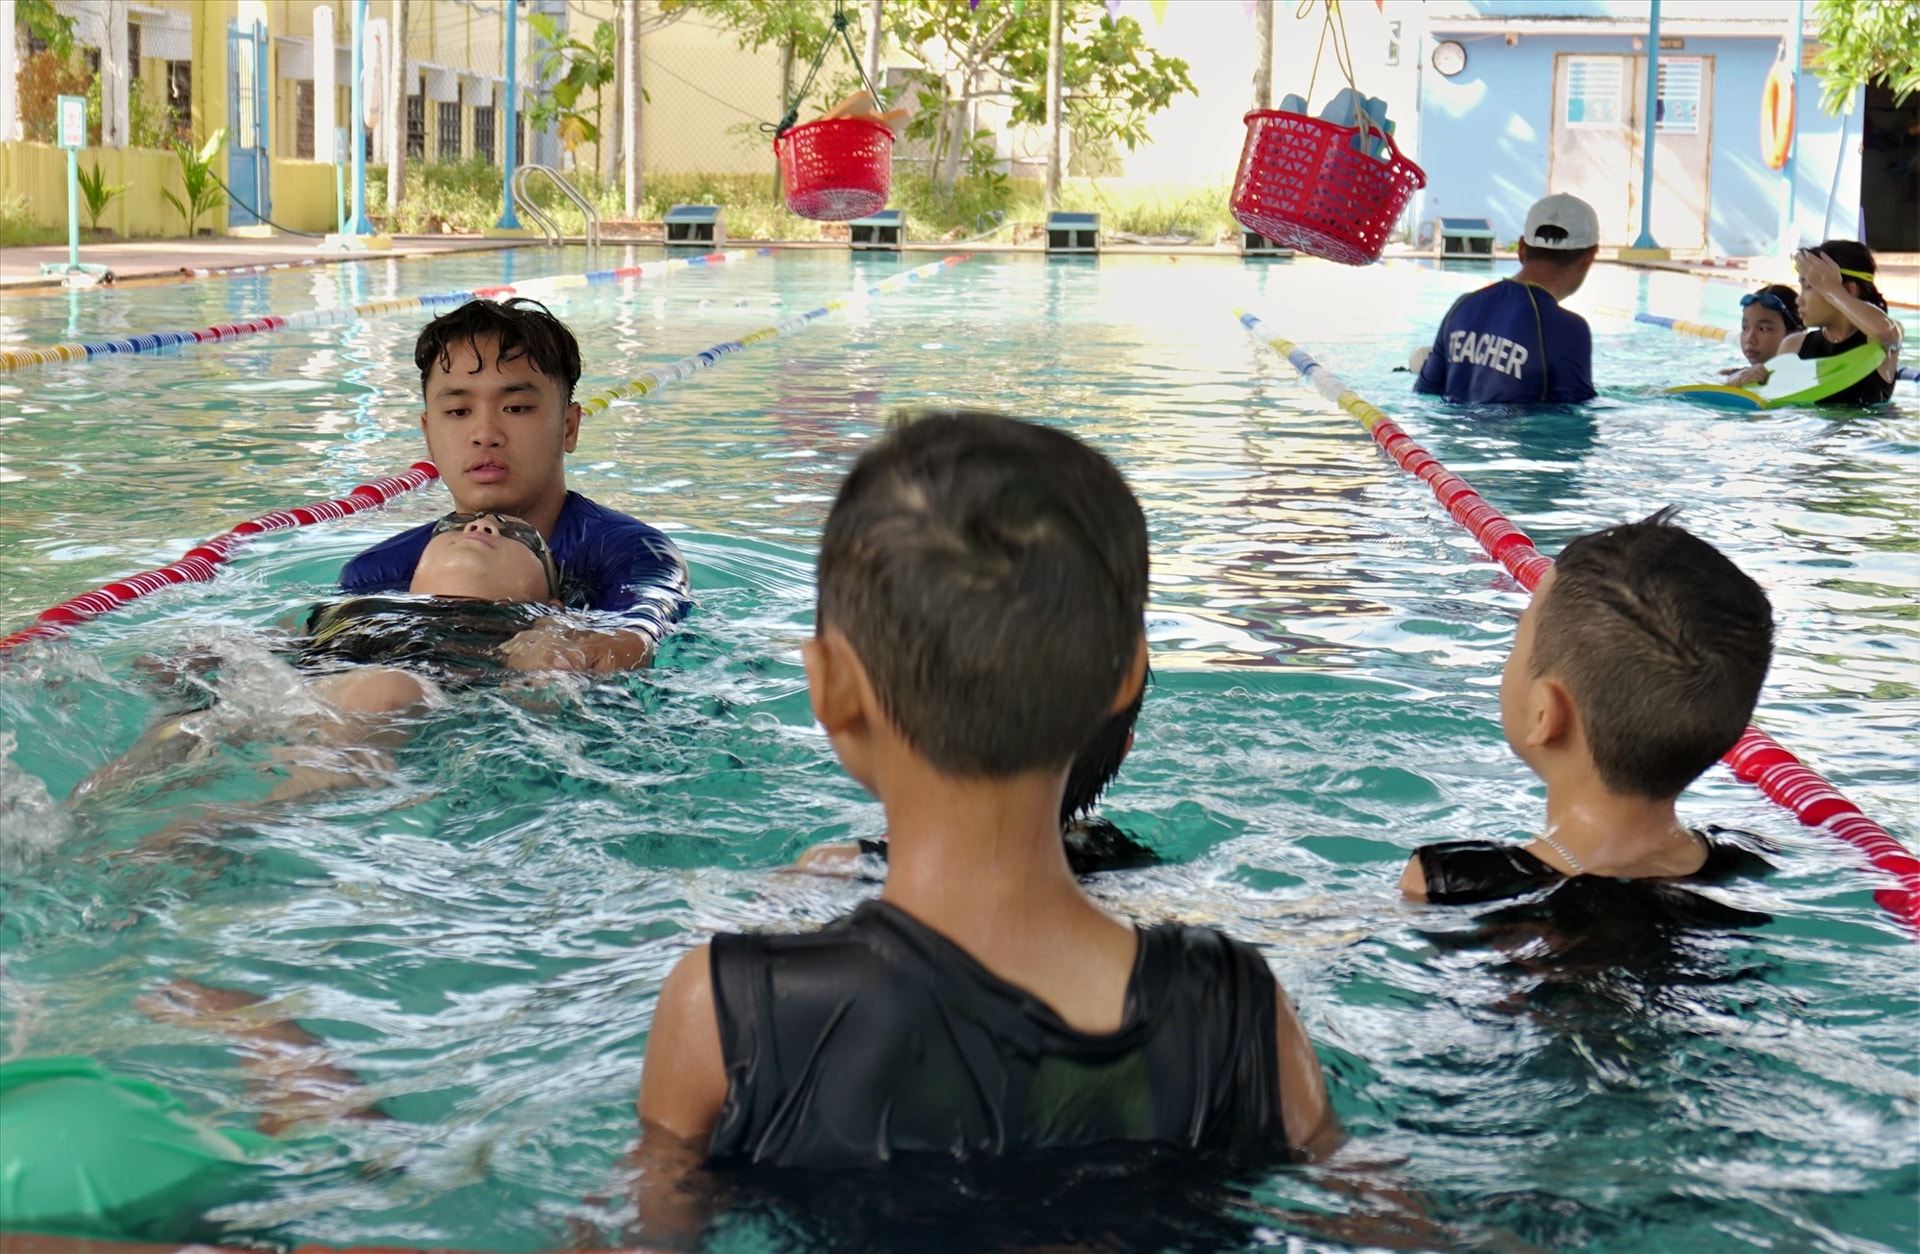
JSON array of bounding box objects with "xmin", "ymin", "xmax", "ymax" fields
[
  {"xmin": 526, "ymin": 13, "xmax": 617, "ymax": 155},
  {"xmin": 886, "ymin": 2, "xmax": 1195, "ymax": 190},
  {"xmin": 1813, "ymin": 0, "xmax": 1920, "ymax": 110},
  {"xmin": 665, "ymin": 0, "xmax": 1195, "ymax": 196},
  {"xmin": 18, "ymin": 0, "xmax": 75, "ymax": 59}
]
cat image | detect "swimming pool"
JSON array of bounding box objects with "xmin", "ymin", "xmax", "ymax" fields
[{"xmin": 0, "ymin": 247, "xmax": 1915, "ymax": 1251}]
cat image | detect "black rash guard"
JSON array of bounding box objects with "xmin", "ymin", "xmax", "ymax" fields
[
  {"xmin": 1415, "ymin": 825, "xmax": 1773, "ymax": 906},
  {"xmin": 299, "ymin": 595, "xmax": 550, "ymax": 687},
  {"xmin": 1798, "ymin": 327, "xmax": 1895, "ymax": 405},
  {"xmin": 706, "ymin": 900, "xmax": 1286, "ymax": 1169}
]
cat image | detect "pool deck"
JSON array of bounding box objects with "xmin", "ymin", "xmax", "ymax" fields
[
  {"xmin": 2, "ymin": 235, "xmax": 1914, "ymax": 309},
  {"xmin": 0, "ymin": 234, "xmax": 531, "ymax": 292}
]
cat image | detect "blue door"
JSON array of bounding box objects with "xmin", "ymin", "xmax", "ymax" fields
[{"xmin": 226, "ymin": 19, "xmax": 270, "ymax": 228}]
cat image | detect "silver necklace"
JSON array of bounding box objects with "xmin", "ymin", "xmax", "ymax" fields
[{"xmin": 1534, "ymin": 830, "xmax": 1586, "ymax": 875}]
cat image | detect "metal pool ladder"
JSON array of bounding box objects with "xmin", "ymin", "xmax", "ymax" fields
[{"xmin": 510, "ymin": 164, "xmax": 601, "ymax": 250}]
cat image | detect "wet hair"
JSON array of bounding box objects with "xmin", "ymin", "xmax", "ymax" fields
[
  {"xmin": 817, "ymin": 409, "xmax": 1148, "ymax": 777},
  {"xmin": 1748, "ymin": 284, "xmax": 1804, "ymax": 332},
  {"xmin": 1806, "ymin": 239, "xmax": 1887, "ymax": 312},
  {"xmin": 1532, "ymin": 508, "xmax": 1773, "ymax": 800},
  {"xmin": 415, "ymin": 297, "xmax": 583, "ymax": 401},
  {"xmin": 1060, "ymin": 679, "xmax": 1145, "ymax": 821}
]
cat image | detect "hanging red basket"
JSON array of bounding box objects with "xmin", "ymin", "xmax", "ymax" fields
[
  {"xmin": 1229, "ymin": 110, "xmax": 1426, "ymax": 266},
  {"xmin": 775, "ymin": 118, "xmax": 894, "ymax": 222}
]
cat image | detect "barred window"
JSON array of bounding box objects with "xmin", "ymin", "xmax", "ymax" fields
[
  {"xmin": 438, "ymin": 101, "xmax": 461, "ymax": 160},
  {"xmin": 296, "ymin": 80, "xmax": 314, "ymax": 159},
  {"xmin": 474, "ymin": 105, "xmax": 495, "ymax": 164},
  {"xmin": 406, "ymin": 94, "xmax": 425, "ymax": 159},
  {"xmin": 167, "ymin": 60, "xmax": 192, "ymax": 136}
]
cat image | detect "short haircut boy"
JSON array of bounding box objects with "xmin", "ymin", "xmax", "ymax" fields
[
  {"xmin": 817, "ymin": 409, "xmax": 1149, "ymax": 776},
  {"xmin": 414, "ymin": 297, "xmax": 583, "ymax": 400},
  {"xmin": 1531, "ymin": 507, "xmax": 1772, "ymax": 799}
]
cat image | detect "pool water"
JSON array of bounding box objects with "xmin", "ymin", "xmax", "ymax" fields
[{"xmin": 0, "ymin": 248, "xmax": 1915, "ymax": 1252}]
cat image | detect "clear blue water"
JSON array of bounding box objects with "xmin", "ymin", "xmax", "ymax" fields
[{"xmin": 0, "ymin": 248, "xmax": 1915, "ymax": 1251}]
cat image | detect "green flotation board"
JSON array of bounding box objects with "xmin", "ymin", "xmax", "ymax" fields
[
  {"xmin": 1666, "ymin": 341, "xmax": 1888, "ymax": 410},
  {"xmin": 0, "ymin": 1056, "xmax": 273, "ymax": 1241}
]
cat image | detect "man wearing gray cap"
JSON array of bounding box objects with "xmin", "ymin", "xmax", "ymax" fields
[{"xmin": 1414, "ymin": 193, "xmax": 1601, "ymax": 405}]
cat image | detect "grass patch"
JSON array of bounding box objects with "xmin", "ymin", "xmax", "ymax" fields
[{"xmin": 0, "ymin": 193, "xmax": 66, "ymax": 247}]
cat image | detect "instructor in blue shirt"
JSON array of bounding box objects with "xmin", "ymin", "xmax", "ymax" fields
[
  {"xmin": 342, "ymin": 298, "xmax": 690, "ymax": 671},
  {"xmin": 1415, "ymin": 194, "xmax": 1600, "ymax": 406}
]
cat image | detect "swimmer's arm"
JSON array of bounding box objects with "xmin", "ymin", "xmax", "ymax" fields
[
  {"xmin": 1800, "ymin": 253, "xmax": 1904, "ymax": 349},
  {"xmin": 502, "ymin": 619, "xmax": 657, "ymax": 673},
  {"xmin": 789, "ymin": 839, "xmax": 868, "ymax": 877},
  {"xmin": 1723, "ymin": 330, "xmax": 1809, "ymax": 385},
  {"xmin": 1397, "ymin": 854, "xmax": 1429, "ymax": 902},
  {"xmin": 138, "ymin": 980, "xmax": 388, "ymax": 1137},
  {"xmin": 1275, "ymin": 981, "xmax": 1342, "ymax": 1160},
  {"xmin": 634, "ymin": 945, "xmax": 729, "ymax": 1245}
]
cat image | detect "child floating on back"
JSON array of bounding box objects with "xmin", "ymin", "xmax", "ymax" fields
[
  {"xmin": 635, "ymin": 411, "xmax": 1336, "ymax": 1234},
  {"xmin": 1401, "ymin": 509, "xmax": 1775, "ymax": 906}
]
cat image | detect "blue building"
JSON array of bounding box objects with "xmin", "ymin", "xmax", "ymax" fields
[{"xmin": 1410, "ymin": 1, "xmax": 1914, "ymax": 257}]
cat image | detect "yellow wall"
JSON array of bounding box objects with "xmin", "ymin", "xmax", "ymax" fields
[
  {"xmin": 1, "ymin": 141, "xmax": 195, "ymax": 237},
  {"xmin": 270, "ymin": 157, "xmax": 340, "ymax": 231}
]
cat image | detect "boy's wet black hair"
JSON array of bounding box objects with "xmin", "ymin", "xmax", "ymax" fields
[
  {"xmin": 1531, "ymin": 508, "xmax": 1773, "ymax": 800},
  {"xmin": 1751, "ymin": 283, "xmax": 1805, "ymax": 332},
  {"xmin": 818, "ymin": 409, "xmax": 1148, "ymax": 778},
  {"xmin": 1807, "ymin": 239, "xmax": 1887, "ymax": 312},
  {"xmin": 414, "ymin": 297, "xmax": 583, "ymax": 401}
]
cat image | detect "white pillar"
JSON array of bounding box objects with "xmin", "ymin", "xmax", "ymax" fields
[
  {"xmin": 101, "ymin": 0, "xmax": 129, "ymax": 147},
  {"xmin": 622, "ymin": 0, "xmax": 641, "ymax": 215},
  {"xmin": 0, "ymin": 0, "xmax": 19, "ymax": 144},
  {"xmin": 386, "ymin": 0, "xmax": 406, "ymax": 207},
  {"xmin": 314, "ymin": 5, "xmax": 336, "ymax": 163}
]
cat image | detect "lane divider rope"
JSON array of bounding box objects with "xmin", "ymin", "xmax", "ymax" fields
[
  {"xmin": 1600, "ymin": 307, "xmax": 1920, "ymax": 383},
  {"xmin": 0, "ymin": 254, "xmax": 972, "ymax": 653},
  {"xmin": 0, "ymin": 464, "xmax": 441, "ymax": 653},
  {"xmin": 1235, "ymin": 307, "xmax": 1919, "ymax": 932},
  {"xmin": 0, "ymin": 249, "xmax": 772, "ymax": 374}
]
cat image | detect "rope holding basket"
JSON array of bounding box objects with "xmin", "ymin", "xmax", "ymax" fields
[
  {"xmin": 770, "ymin": 0, "xmax": 893, "ymax": 222},
  {"xmin": 1232, "ymin": 0, "xmax": 1426, "ymax": 265},
  {"xmin": 1229, "ymin": 109, "xmax": 1426, "ymax": 266}
]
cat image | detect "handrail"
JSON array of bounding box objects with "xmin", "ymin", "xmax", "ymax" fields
[{"xmin": 511, "ymin": 163, "xmax": 601, "ymax": 250}]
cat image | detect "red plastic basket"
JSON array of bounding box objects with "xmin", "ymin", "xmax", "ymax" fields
[
  {"xmin": 775, "ymin": 118, "xmax": 894, "ymax": 222},
  {"xmin": 1229, "ymin": 110, "xmax": 1426, "ymax": 266}
]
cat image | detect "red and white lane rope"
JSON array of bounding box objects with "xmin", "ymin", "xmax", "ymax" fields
[{"xmin": 0, "ymin": 463, "xmax": 440, "ymax": 653}]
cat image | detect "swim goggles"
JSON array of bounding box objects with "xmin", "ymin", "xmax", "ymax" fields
[
  {"xmin": 430, "ymin": 511, "xmax": 563, "ymax": 598},
  {"xmin": 1740, "ymin": 291, "xmax": 1796, "ymax": 317}
]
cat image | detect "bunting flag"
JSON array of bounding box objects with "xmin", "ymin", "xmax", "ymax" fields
[
  {"xmin": 1150, "ymin": 0, "xmax": 1168, "ymax": 21},
  {"xmin": 1107, "ymin": 0, "xmax": 1122, "ymax": 17}
]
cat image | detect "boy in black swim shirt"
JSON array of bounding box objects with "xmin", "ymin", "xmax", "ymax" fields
[
  {"xmin": 1401, "ymin": 509, "xmax": 1775, "ymax": 905},
  {"xmin": 635, "ymin": 412, "xmax": 1336, "ymax": 1232}
]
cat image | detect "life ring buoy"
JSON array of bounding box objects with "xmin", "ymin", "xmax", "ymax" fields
[{"xmin": 1761, "ymin": 60, "xmax": 1794, "ymax": 171}]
